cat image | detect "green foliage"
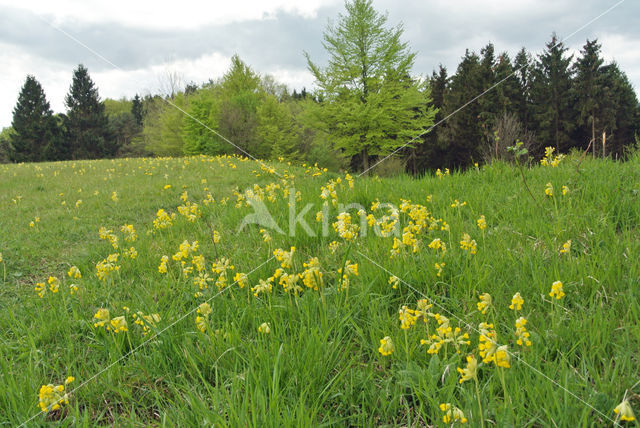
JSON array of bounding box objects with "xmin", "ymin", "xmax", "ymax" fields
[
  {"xmin": 104, "ymin": 98, "xmax": 133, "ymax": 117},
  {"xmin": 305, "ymin": 0, "xmax": 437, "ymax": 171},
  {"xmin": 257, "ymin": 94, "xmax": 300, "ymax": 160},
  {"xmin": 142, "ymin": 94, "xmax": 188, "ymax": 156}
]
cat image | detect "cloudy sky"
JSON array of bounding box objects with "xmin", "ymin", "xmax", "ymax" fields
[{"xmin": 1, "ymin": 0, "xmax": 638, "ymax": 128}]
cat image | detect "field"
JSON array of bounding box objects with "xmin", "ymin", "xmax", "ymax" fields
[{"xmin": 1, "ymin": 151, "xmax": 639, "ymax": 426}]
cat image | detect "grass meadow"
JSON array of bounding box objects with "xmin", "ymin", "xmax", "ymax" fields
[{"xmin": 0, "ymin": 151, "xmax": 639, "ymax": 426}]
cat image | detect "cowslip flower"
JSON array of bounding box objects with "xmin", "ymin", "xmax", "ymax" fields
[
  {"xmin": 515, "ymin": 317, "xmax": 532, "ymax": 347},
  {"xmin": 477, "ymin": 293, "xmax": 492, "ymax": 314},
  {"xmin": 440, "ymin": 403, "xmax": 468, "ymax": 424},
  {"xmin": 35, "ymin": 282, "xmax": 46, "ymax": 298},
  {"xmin": 477, "ymin": 215, "xmax": 487, "ymax": 230},
  {"xmin": 258, "ymin": 322, "xmax": 271, "ymax": 334},
  {"xmin": 457, "ymin": 354, "xmax": 478, "ymax": 383},
  {"xmin": 158, "ymin": 255, "xmax": 169, "ymax": 274},
  {"xmin": 378, "ymin": 336, "xmax": 394, "ymax": 356},
  {"xmin": 435, "ymin": 262, "xmax": 445, "ymax": 277},
  {"xmin": 509, "ymin": 292, "xmax": 524, "ymax": 311},
  {"xmin": 561, "ymin": 185, "xmax": 569, "ymax": 196},
  {"xmin": 494, "ymin": 345, "xmax": 511, "ymax": 368},
  {"xmin": 38, "ymin": 376, "xmax": 74, "ymax": 413},
  {"xmin": 545, "ymin": 182, "xmax": 554, "ymax": 197},
  {"xmin": 459, "ymin": 233, "xmax": 477, "ymax": 255},
  {"xmin": 93, "ymin": 308, "xmax": 111, "ymax": 328},
  {"xmin": 614, "ymin": 399, "xmax": 636, "ymax": 422},
  {"xmin": 549, "ymin": 280, "xmax": 565, "ymax": 299},
  {"xmin": 67, "ymin": 266, "xmax": 81, "ymax": 279},
  {"xmin": 110, "ymin": 316, "xmax": 128, "ymax": 333},
  {"xmin": 233, "ymin": 272, "xmax": 249, "ymax": 289},
  {"xmin": 388, "ymin": 275, "xmax": 399, "ymax": 289},
  {"xmin": 560, "ymin": 240, "xmax": 571, "ymax": 254},
  {"xmin": 48, "ymin": 276, "xmax": 60, "ymax": 293}
]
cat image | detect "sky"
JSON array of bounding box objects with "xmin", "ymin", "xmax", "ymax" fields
[{"xmin": 1, "ymin": 0, "xmax": 639, "ymax": 128}]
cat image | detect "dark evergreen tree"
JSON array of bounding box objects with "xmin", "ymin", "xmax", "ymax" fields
[
  {"xmin": 64, "ymin": 64, "xmax": 115, "ymax": 159},
  {"xmin": 572, "ymin": 39, "xmax": 606, "ymax": 152},
  {"xmin": 411, "ymin": 65, "xmax": 448, "ymax": 173},
  {"xmin": 600, "ymin": 63, "xmax": 640, "ymax": 156},
  {"xmin": 131, "ymin": 94, "xmax": 144, "ymax": 126},
  {"xmin": 530, "ymin": 34, "xmax": 575, "ymax": 152},
  {"xmin": 440, "ymin": 50, "xmax": 484, "ymax": 167},
  {"xmin": 513, "ymin": 48, "xmax": 534, "ymax": 131},
  {"xmin": 9, "ymin": 75, "xmax": 59, "ymax": 162}
]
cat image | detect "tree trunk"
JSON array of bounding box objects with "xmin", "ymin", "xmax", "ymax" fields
[{"xmin": 361, "ymin": 146, "xmax": 369, "ymax": 174}]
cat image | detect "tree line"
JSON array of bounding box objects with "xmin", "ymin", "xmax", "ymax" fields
[{"xmin": 2, "ymin": 0, "xmax": 639, "ymax": 173}]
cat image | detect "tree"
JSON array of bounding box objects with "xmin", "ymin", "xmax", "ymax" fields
[
  {"xmin": 257, "ymin": 94, "xmax": 300, "ymax": 160},
  {"xmin": 131, "ymin": 94, "xmax": 144, "ymax": 126},
  {"xmin": 530, "ymin": 34, "xmax": 575, "ymax": 152},
  {"xmin": 9, "ymin": 75, "xmax": 59, "ymax": 162},
  {"xmin": 513, "ymin": 48, "xmax": 534, "ymax": 131},
  {"xmin": 304, "ymin": 0, "xmax": 437, "ymax": 172},
  {"xmin": 439, "ymin": 49, "xmax": 484, "ymax": 167},
  {"xmin": 64, "ymin": 64, "xmax": 115, "ymax": 158},
  {"xmin": 572, "ymin": 39, "xmax": 606, "ymax": 152}
]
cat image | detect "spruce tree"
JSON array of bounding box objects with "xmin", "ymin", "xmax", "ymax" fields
[
  {"xmin": 131, "ymin": 94, "xmax": 144, "ymax": 127},
  {"xmin": 513, "ymin": 48, "xmax": 533, "ymax": 131},
  {"xmin": 530, "ymin": 34, "xmax": 575, "ymax": 152},
  {"xmin": 64, "ymin": 64, "xmax": 114, "ymax": 159},
  {"xmin": 572, "ymin": 39, "xmax": 606, "ymax": 151},
  {"xmin": 440, "ymin": 50, "xmax": 484, "ymax": 167},
  {"xmin": 10, "ymin": 75, "xmax": 59, "ymax": 162}
]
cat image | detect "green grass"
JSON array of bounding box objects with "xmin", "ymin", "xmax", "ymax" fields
[{"xmin": 0, "ymin": 152, "xmax": 639, "ymax": 427}]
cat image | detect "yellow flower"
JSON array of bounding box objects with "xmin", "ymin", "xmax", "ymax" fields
[
  {"xmin": 212, "ymin": 230, "xmax": 221, "ymax": 244},
  {"xmin": 515, "ymin": 317, "xmax": 532, "ymax": 347},
  {"xmin": 111, "ymin": 191, "xmax": 118, "ymax": 202},
  {"xmin": 457, "ymin": 355, "xmax": 478, "ymax": 383},
  {"xmin": 614, "ymin": 399, "xmax": 636, "ymax": 422},
  {"xmin": 440, "ymin": 403, "xmax": 468, "ymax": 424},
  {"xmin": 38, "ymin": 382, "xmax": 70, "ymax": 413},
  {"xmin": 65, "ymin": 376, "xmax": 74, "ymax": 385},
  {"xmin": 549, "ymin": 280, "xmax": 565, "ymax": 299},
  {"xmin": 35, "ymin": 282, "xmax": 46, "ymax": 298},
  {"xmin": 561, "ymin": 185, "xmax": 569, "ymax": 196},
  {"xmin": 378, "ymin": 336, "xmax": 394, "ymax": 356},
  {"xmin": 560, "ymin": 239, "xmax": 571, "ymax": 254},
  {"xmin": 545, "ymin": 182, "xmax": 554, "ymax": 197},
  {"xmin": 48, "ymin": 276, "xmax": 60, "ymax": 293},
  {"xmin": 494, "ymin": 345, "xmax": 511, "ymax": 368},
  {"xmin": 93, "ymin": 308, "xmax": 111, "ymax": 328},
  {"xmin": 69, "ymin": 284, "xmax": 79, "ymax": 295},
  {"xmin": 258, "ymin": 322, "xmax": 271, "ymax": 334},
  {"xmin": 0, "ymin": 252, "xmax": 3, "ymax": 263},
  {"xmin": 509, "ymin": 292, "xmax": 524, "ymax": 311},
  {"xmin": 399, "ymin": 306, "xmax": 418, "ymax": 330},
  {"xmin": 450, "ymin": 199, "xmax": 467, "ymax": 208},
  {"xmin": 328, "ymin": 241, "xmax": 340, "ymax": 253},
  {"xmin": 476, "ymin": 215, "xmax": 487, "ymax": 230},
  {"xmin": 163, "ymin": 184, "xmax": 172, "ymax": 190},
  {"xmin": 388, "ymin": 275, "xmax": 399, "ymax": 289},
  {"xmin": 197, "ymin": 302, "xmax": 212, "ymax": 317},
  {"xmin": 477, "ymin": 293, "xmax": 492, "ymax": 314},
  {"xmin": 234, "ymin": 272, "xmax": 249, "ymax": 288},
  {"xmin": 110, "ymin": 316, "xmax": 128, "ymax": 333},
  {"xmin": 67, "ymin": 266, "xmax": 82, "ymax": 279},
  {"xmin": 459, "ymin": 233, "xmax": 477, "ymax": 255},
  {"xmin": 158, "ymin": 255, "xmax": 169, "ymax": 274}
]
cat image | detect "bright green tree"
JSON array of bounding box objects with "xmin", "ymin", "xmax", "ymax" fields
[
  {"xmin": 257, "ymin": 94, "xmax": 300, "ymax": 161},
  {"xmin": 304, "ymin": 0, "xmax": 436, "ymax": 172}
]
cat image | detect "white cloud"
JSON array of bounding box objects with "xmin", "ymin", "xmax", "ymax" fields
[{"xmin": 0, "ymin": 0, "xmax": 340, "ymax": 29}]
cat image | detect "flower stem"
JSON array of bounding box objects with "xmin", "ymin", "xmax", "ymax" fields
[{"xmin": 474, "ymin": 377, "xmax": 485, "ymax": 428}]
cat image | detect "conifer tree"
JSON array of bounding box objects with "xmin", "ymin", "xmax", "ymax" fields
[
  {"xmin": 10, "ymin": 75, "xmax": 59, "ymax": 162},
  {"xmin": 530, "ymin": 34, "xmax": 575, "ymax": 152},
  {"xmin": 64, "ymin": 64, "xmax": 114, "ymax": 159}
]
